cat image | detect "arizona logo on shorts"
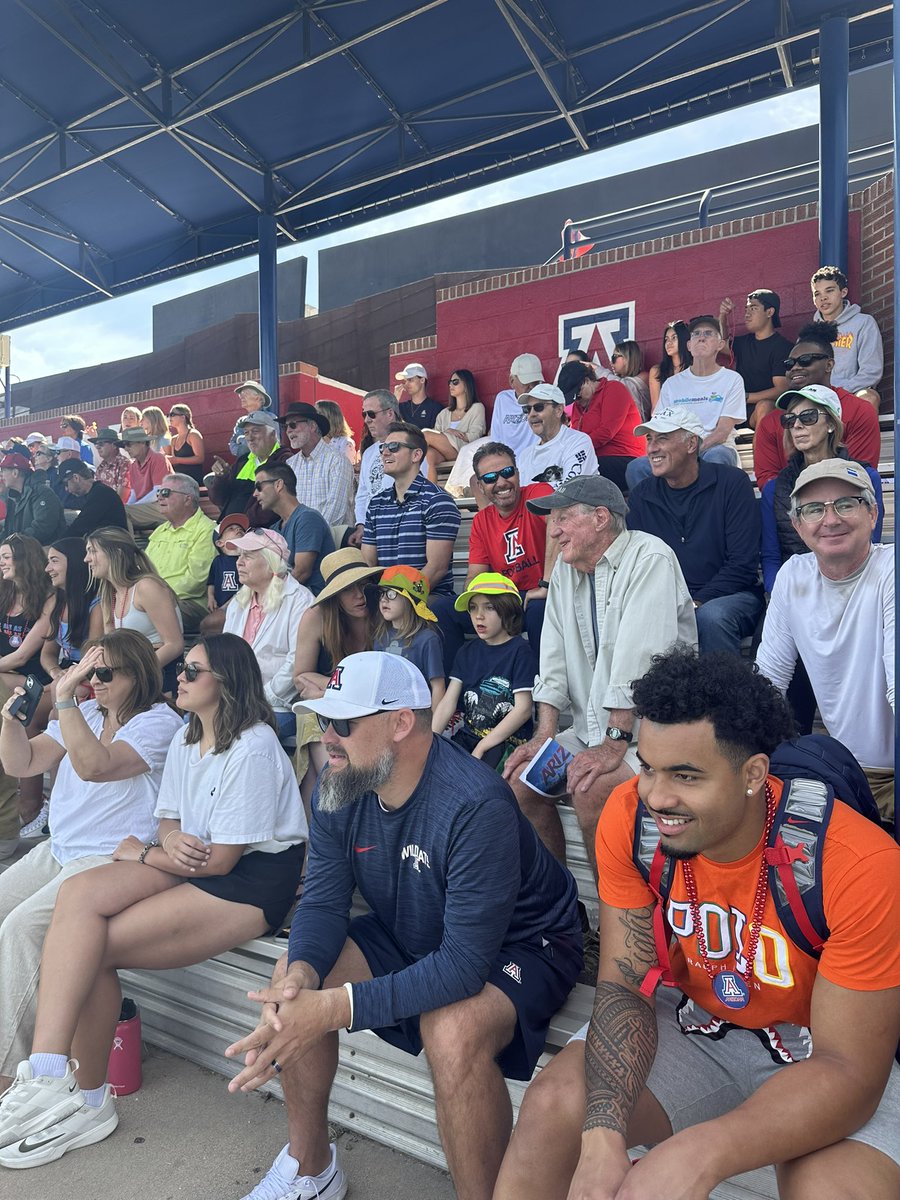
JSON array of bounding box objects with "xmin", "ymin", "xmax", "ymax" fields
[
  {"xmin": 502, "ymin": 961, "xmax": 522, "ymax": 984},
  {"xmin": 327, "ymin": 666, "xmax": 344, "ymax": 691}
]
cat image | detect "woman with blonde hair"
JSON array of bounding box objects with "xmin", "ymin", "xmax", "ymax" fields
[
  {"xmin": 140, "ymin": 406, "xmax": 170, "ymax": 455},
  {"xmin": 119, "ymin": 407, "xmax": 142, "ymax": 431},
  {"xmin": 85, "ymin": 528, "xmax": 183, "ymax": 693},
  {"xmin": 315, "ymin": 399, "xmax": 357, "ymax": 465},
  {"xmin": 223, "ymin": 528, "xmax": 312, "ymax": 743},
  {"xmin": 166, "ymin": 403, "xmax": 205, "ymax": 483}
]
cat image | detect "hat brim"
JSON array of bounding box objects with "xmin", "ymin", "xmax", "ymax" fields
[
  {"xmin": 278, "ymin": 410, "xmax": 330, "ymax": 437},
  {"xmin": 292, "ymin": 695, "xmax": 383, "ymax": 721},
  {"xmin": 525, "ymin": 492, "xmax": 577, "ymax": 513},
  {"xmin": 454, "ymin": 586, "xmax": 521, "ymax": 611},
  {"xmin": 313, "ymin": 564, "xmax": 383, "ymax": 605}
]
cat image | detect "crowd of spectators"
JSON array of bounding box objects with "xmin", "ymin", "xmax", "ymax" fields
[{"xmin": 0, "ymin": 262, "xmax": 895, "ymax": 1200}]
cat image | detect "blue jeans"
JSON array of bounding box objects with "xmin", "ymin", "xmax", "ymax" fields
[
  {"xmin": 522, "ymin": 596, "xmax": 545, "ymax": 654},
  {"xmin": 694, "ymin": 591, "xmax": 763, "ymax": 656},
  {"xmin": 625, "ymin": 444, "xmax": 740, "ymax": 491}
]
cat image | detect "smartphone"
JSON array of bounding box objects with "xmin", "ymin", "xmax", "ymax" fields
[{"xmin": 8, "ymin": 675, "xmax": 44, "ymax": 726}]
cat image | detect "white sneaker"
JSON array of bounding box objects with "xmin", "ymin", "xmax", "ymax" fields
[
  {"xmin": 241, "ymin": 1143, "xmax": 347, "ymax": 1200},
  {"xmin": 19, "ymin": 801, "xmax": 50, "ymax": 840},
  {"xmin": 0, "ymin": 1060, "xmax": 84, "ymax": 1149},
  {"xmin": 0, "ymin": 1084, "xmax": 117, "ymax": 1168}
]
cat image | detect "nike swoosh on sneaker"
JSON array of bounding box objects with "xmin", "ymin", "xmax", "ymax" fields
[{"xmin": 16, "ymin": 1130, "xmax": 68, "ymax": 1153}]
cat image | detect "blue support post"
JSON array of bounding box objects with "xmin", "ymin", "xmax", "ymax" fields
[
  {"xmin": 818, "ymin": 16, "xmax": 849, "ymax": 269},
  {"xmin": 893, "ymin": 2, "xmax": 900, "ymax": 841},
  {"xmin": 258, "ymin": 210, "xmax": 279, "ymax": 416}
]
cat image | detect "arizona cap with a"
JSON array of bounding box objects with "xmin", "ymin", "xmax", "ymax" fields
[
  {"xmin": 394, "ymin": 362, "xmax": 428, "ymax": 381},
  {"xmin": 775, "ymin": 384, "xmax": 842, "ymax": 422},
  {"xmin": 518, "ymin": 382, "xmax": 565, "ymax": 407},
  {"xmin": 237, "ymin": 410, "xmax": 279, "ymax": 432},
  {"xmin": 634, "ymin": 407, "xmax": 707, "ymax": 439},
  {"xmin": 293, "ymin": 650, "xmax": 431, "ymax": 721},
  {"xmin": 510, "ymin": 352, "xmax": 544, "ymax": 384},
  {"xmin": 526, "ymin": 474, "xmax": 628, "ymax": 516},
  {"xmin": 313, "ymin": 547, "xmax": 383, "ymax": 606},
  {"xmin": 454, "ymin": 572, "xmax": 522, "ymax": 612},
  {"xmin": 234, "ymin": 380, "xmax": 272, "ymax": 406},
  {"xmin": 790, "ymin": 458, "xmax": 870, "ymax": 498},
  {"xmin": 224, "ymin": 528, "xmax": 290, "ymax": 562}
]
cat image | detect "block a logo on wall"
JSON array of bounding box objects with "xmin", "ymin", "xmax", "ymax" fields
[{"xmin": 558, "ymin": 302, "xmax": 636, "ymax": 374}]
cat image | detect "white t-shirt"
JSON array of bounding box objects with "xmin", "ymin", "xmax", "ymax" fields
[
  {"xmin": 756, "ymin": 544, "xmax": 894, "ymax": 769},
  {"xmin": 490, "ymin": 389, "xmax": 539, "ymax": 459},
  {"xmin": 154, "ymin": 723, "xmax": 308, "ymax": 854},
  {"xmin": 355, "ymin": 440, "xmax": 427, "ymax": 525},
  {"xmin": 45, "ymin": 701, "xmax": 185, "ymax": 866},
  {"xmin": 658, "ymin": 366, "xmax": 747, "ymax": 449},
  {"xmin": 517, "ymin": 425, "xmax": 599, "ymax": 489}
]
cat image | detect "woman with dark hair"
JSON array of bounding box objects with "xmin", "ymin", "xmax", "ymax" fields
[
  {"xmin": 0, "ymin": 630, "xmax": 184, "ymax": 1095},
  {"xmin": 648, "ymin": 320, "xmax": 692, "ymax": 412},
  {"xmin": 422, "ymin": 368, "xmax": 486, "ymax": 482},
  {"xmin": 40, "ymin": 538, "xmax": 103, "ymax": 682},
  {"xmin": 0, "ymin": 534, "xmax": 55, "ymax": 825},
  {"xmin": 166, "ymin": 403, "xmax": 205, "ymax": 484},
  {"xmin": 557, "ymin": 360, "xmax": 644, "ymax": 492},
  {"xmin": 0, "ymin": 634, "xmax": 306, "ymax": 1164},
  {"xmin": 594, "ymin": 340, "xmax": 651, "ymax": 421},
  {"xmin": 85, "ymin": 527, "xmax": 183, "ymax": 693}
]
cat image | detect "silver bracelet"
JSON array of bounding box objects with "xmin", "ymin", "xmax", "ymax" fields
[{"xmin": 56, "ymin": 699, "xmax": 79, "ymax": 710}]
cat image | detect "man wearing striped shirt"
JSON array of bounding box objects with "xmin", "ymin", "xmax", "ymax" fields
[{"xmin": 362, "ymin": 421, "xmax": 462, "ymax": 673}]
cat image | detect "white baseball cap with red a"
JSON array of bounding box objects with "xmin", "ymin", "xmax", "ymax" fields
[{"xmin": 293, "ymin": 651, "xmax": 431, "ymax": 720}]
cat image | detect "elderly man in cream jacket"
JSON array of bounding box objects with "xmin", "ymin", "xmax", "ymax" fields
[{"xmin": 503, "ymin": 475, "xmax": 697, "ymax": 884}]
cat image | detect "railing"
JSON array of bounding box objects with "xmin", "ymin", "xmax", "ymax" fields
[{"xmin": 543, "ymin": 142, "xmax": 892, "ymax": 265}]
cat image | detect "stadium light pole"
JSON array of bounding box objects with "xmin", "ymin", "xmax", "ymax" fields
[
  {"xmin": 818, "ymin": 16, "xmax": 849, "ymax": 270},
  {"xmin": 258, "ymin": 172, "xmax": 279, "ymax": 416}
]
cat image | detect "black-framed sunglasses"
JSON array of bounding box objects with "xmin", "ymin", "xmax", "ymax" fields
[
  {"xmin": 520, "ymin": 402, "xmax": 549, "ymax": 414},
  {"xmin": 176, "ymin": 660, "xmax": 216, "ymax": 683},
  {"xmin": 610, "ymin": 352, "xmax": 624, "ymax": 362},
  {"xmin": 379, "ymin": 440, "xmax": 415, "ymax": 454},
  {"xmin": 283, "ymin": 418, "xmax": 311, "ymax": 430},
  {"xmin": 90, "ymin": 666, "xmax": 117, "ymax": 683},
  {"xmin": 316, "ymin": 711, "xmax": 387, "ymax": 738},
  {"xmin": 362, "ymin": 409, "xmax": 382, "ymax": 420},
  {"xmin": 477, "ymin": 464, "xmax": 516, "ymax": 485},
  {"xmin": 448, "ymin": 376, "xmax": 462, "ymax": 385},
  {"xmin": 156, "ymin": 487, "xmax": 188, "ymax": 498},
  {"xmin": 780, "ymin": 408, "xmax": 823, "ymax": 429},
  {"xmin": 783, "ymin": 353, "xmax": 830, "ymax": 370},
  {"xmin": 253, "ymin": 478, "xmax": 277, "ymax": 491}
]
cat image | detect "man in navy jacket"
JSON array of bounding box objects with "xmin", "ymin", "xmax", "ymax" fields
[{"xmin": 627, "ymin": 408, "xmax": 762, "ymax": 655}]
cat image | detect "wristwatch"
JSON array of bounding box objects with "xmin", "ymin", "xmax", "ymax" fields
[
  {"xmin": 537, "ymin": 579, "xmax": 550, "ymax": 589},
  {"xmin": 605, "ymin": 726, "xmax": 633, "ymax": 744}
]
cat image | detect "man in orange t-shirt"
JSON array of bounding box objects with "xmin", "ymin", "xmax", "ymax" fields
[{"xmin": 494, "ymin": 648, "xmax": 900, "ymax": 1200}]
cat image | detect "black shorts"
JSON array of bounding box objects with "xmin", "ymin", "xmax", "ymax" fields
[
  {"xmin": 347, "ymin": 912, "xmax": 582, "ymax": 1081},
  {"xmin": 188, "ymin": 845, "xmax": 305, "ymax": 933}
]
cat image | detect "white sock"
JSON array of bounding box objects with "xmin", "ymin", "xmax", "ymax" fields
[
  {"xmin": 29, "ymin": 1053, "xmax": 68, "ymax": 1078},
  {"xmin": 82, "ymin": 1085, "xmax": 106, "ymax": 1108}
]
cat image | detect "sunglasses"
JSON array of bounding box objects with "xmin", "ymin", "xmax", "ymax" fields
[
  {"xmin": 477, "ymin": 464, "xmax": 516, "ymax": 484},
  {"xmin": 448, "ymin": 377, "xmax": 462, "ymax": 386},
  {"xmin": 156, "ymin": 487, "xmax": 189, "ymax": 498},
  {"xmin": 177, "ymin": 661, "xmax": 216, "ymax": 682},
  {"xmin": 316, "ymin": 711, "xmax": 388, "ymax": 738},
  {"xmin": 610, "ymin": 353, "xmax": 623, "ymax": 362},
  {"xmin": 783, "ymin": 353, "xmax": 830, "ymax": 370},
  {"xmin": 780, "ymin": 408, "xmax": 823, "ymax": 429},
  {"xmin": 253, "ymin": 479, "xmax": 277, "ymax": 491},
  {"xmin": 284, "ymin": 419, "xmax": 310, "ymax": 430},
  {"xmin": 362, "ymin": 409, "xmax": 383, "ymax": 420},
  {"xmin": 90, "ymin": 666, "xmax": 117, "ymax": 683},
  {"xmin": 379, "ymin": 441, "xmax": 415, "ymax": 454},
  {"xmin": 794, "ymin": 496, "xmax": 869, "ymax": 524},
  {"xmin": 520, "ymin": 402, "xmax": 549, "ymax": 414}
]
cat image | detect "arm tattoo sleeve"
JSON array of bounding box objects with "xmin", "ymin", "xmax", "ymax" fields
[
  {"xmin": 584, "ymin": 981, "xmax": 657, "ymax": 1136},
  {"xmin": 614, "ymin": 906, "xmax": 657, "ymax": 989}
]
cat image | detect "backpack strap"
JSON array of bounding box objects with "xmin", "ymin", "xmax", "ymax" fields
[{"xmin": 765, "ymin": 776, "xmax": 832, "ymax": 958}]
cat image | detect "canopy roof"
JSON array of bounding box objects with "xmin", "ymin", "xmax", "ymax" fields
[{"xmin": 0, "ymin": 0, "xmax": 890, "ymax": 327}]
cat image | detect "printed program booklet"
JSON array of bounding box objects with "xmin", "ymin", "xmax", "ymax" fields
[{"xmin": 519, "ymin": 736, "xmax": 574, "ymax": 797}]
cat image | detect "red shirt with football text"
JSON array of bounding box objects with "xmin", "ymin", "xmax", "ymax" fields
[{"xmin": 468, "ymin": 482, "xmax": 553, "ymax": 594}]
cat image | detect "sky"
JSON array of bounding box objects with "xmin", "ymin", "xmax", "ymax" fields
[{"xmin": 8, "ymin": 86, "xmax": 820, "ymax": 386}]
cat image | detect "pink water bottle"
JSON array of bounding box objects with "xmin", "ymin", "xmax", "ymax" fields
[{"xmin": 107, "ymin": 997, "xmax": 142, "ymax": 1095}]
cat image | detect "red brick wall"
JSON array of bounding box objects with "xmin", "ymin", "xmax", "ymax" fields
[
  {"xmin": 391, "ymin": 197, "xmax": 877, "ymax": 419},
  {"xmin": 853, "ymin": 171, "xmax": 894, "ymax": 410}
]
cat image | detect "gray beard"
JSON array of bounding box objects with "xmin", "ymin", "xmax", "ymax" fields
[{"xmin": 317, "ymin": 750, "xmax": 395, "ymax": 814}]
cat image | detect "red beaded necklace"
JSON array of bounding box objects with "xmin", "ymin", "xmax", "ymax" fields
[{"xmin": 680, "ymin": 780, "xmax": 775, "ymax": 1010}]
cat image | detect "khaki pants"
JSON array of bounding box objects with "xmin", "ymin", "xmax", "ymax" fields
[
  {"xmin": 0, "ymin": 678, "xmax": 19, "ymax": 842},
  {"xmin": 863, "ymin": 767, "xmax": 894, "ymax": 824},
  {"xmin": 126, "ymin": 499, "xmax": 164, "ymax": 529},
  {"xmin": 0, "ymin": 841, "xmax": 112, "ymax": 1076}
]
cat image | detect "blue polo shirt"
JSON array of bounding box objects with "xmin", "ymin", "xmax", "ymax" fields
[{"xmin": 362, "ymin": 475, "xmax": 461, "ymax": 595}]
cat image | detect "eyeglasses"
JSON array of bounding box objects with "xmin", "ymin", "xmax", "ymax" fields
[
  {"xmin": 379, "ymin": 587, "xmax": 404, "ymax": 602},
  {"xmin": 794, "ymin": 496, "xmax": 870, "ymax": 524},
  {"xmin": 90, "ymin": 666, "xmax": 117, "ymax": 683},
  {"xmin": 362, "ymin": 409, "xmax": 383, "ymax": 420},
  {"xmin": 520, "ymin": 402, "xmax": 549, "ymax": 414},
  {"xmin": 784, "ymin": 353, "xmax": 830, "ymax": 370},
  {"xmin": 253, "ymin": 478, "xmax": 277, "ymax": 491},
  {"xmin": 477, "ymin": 464, "xmax": 516, "ymax": 484},
  {"xmin": 780, "ymin": 408, "xmax": 823, "ymax": 429},
  {"xmin": 316, "ymin": 711, "xmax": 387, "ymax": 738},
  {"xmin": 156, "ymin": 487, "xmax": 189, "ymax": 498},
  {"xmin": 379, "ymin": 441, "xmax": 415, "ymax": 454},
  {"xmin": 689, "ymin": 329, "xmax": 719, "ymax": 341},
  {"xmin": 448, "ymin": 377, "xmax": 462, "ymax": 386},
  {"xmin": 176, "ymin": 661, "xmax": 216, "ymax": 682}
]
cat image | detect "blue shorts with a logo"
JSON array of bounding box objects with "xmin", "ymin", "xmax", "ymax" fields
[{"xmin": 347, "ymin": 912, "xmax": 582, "ymax": 1081}]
